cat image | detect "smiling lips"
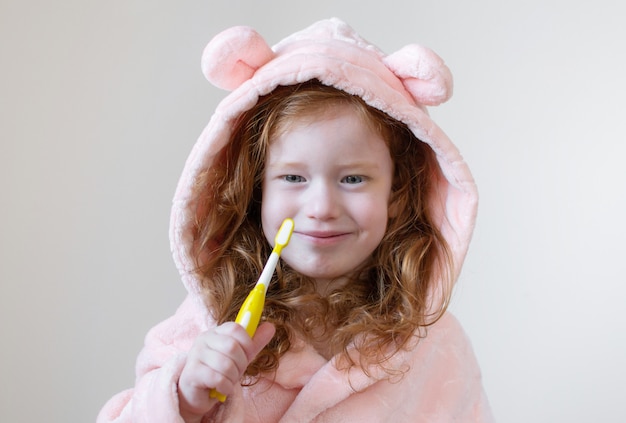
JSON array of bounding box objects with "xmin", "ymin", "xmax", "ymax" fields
[{"xmin": 297, "ymin": 230, "xmax": 351, "ymax": 246}]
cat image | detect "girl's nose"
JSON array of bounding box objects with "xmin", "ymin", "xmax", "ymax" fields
[{"xmin": 305, "ymin": 181, "xmax": 340, "ymax": 220}]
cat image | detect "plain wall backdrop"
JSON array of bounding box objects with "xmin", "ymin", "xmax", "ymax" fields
[{"xmin": 1, "ymin": 0, "xmax": 625, "ymax": 421}]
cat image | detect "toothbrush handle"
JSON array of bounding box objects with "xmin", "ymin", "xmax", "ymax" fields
[
  {"xmin": 207, "ymin": 219, "xmax": 292, "ymax": 403},
  {"xmin": 234, "ymin": 283, "xmax": 266, "ymax": 338},
  {"xmin": 208, "ymin": 283, "xmax": 267, "ymax": 402}
]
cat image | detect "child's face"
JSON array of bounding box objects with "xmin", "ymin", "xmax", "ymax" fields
[{"xmin": 261, "ymin": 104, "xmax": 394, "ymax": 292}]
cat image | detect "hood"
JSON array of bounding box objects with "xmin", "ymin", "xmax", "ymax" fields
[{"xmin": 169, "ymin": 18, "xmax": 478, "ymax": 298}]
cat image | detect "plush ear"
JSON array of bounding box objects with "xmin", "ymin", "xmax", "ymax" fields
[
  {"xmin": 201, "ymin": 26, "xmax": 275, "ymax": 91},
  {"xmin": 383, "ymin": 44, "xmax": 453, "ymax": 106}
]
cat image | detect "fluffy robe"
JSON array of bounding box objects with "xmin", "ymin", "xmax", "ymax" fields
[
  {"xmin": 98, "ymin": 296, "xmax": 493, "ymax": 422},
  {"xmin": 97, "ymin": 18, "xmax": 494, "ymax": 422}
]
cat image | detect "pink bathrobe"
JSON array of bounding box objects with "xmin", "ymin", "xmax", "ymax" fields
[{"xmin": 98, "ymin": 18, "xmax": 494, "ymax": 422}]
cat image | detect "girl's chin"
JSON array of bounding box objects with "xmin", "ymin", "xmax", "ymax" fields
[{"xmin": 282, "ymin": 252, "xmax": 364, "ymax": 286}]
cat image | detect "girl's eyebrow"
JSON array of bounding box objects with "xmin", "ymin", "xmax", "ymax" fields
[
  {"xmin": 336, "ymin": 160, "xmax": 381, "ymax": 168},
  {"xmin": 268, "ymin": 159, "xmax": 381, "ymax": 168},
  {"xmin": 265, "ymin": 160, "xmax": 305, "ymax": 169}
]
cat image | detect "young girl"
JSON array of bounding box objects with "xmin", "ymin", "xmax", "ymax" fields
[{"xmin": 98, "ymin": 18, "xmax": 494, "ymax": 422}]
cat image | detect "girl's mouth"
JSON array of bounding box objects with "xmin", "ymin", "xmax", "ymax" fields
[{"xmin": 297, "ymin": 230, "xmax": 351, "ymax": 246}]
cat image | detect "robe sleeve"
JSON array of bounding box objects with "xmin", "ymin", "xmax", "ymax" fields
[{"xmin": 96, "ymin": 295, "xmax": 209, "ymax": 423}]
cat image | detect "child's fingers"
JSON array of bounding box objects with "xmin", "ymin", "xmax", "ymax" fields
[
  {"xmin": 185, "ymin": 324, "xmax": 250, "ymax": 384},
  {"xmin": 184, "ymin": 358, "xmax": 238, "ymax": 397},
  {"xmin": 201, "ymin": 322, "xmax": 276, "ymax": 397},
  {"xmin": 182, "ymin": 322, "xmax": 276, "ymax": 393},
  {"xmin": 196, "ymin": 347, "xmax": 244, "ymax": 391},
  {"xmin": 212, "ymin": 321, "xmax": 275, "ymax": 363},
  {"xmin": 206, "ymin": 323, "xmax": 251, "ymax": 368},
  {"xmin": 247, "ymin": 322, "xmax": 276, "ymax": 361},
  {"xmin": 177, "ymin": 321, "xmax": 277, "ymax": 418}
]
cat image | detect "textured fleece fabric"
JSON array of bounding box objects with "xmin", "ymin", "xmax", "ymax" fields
[{"xmin": 98, "ymin": 18, "xmax": 494, "ymax": 422}]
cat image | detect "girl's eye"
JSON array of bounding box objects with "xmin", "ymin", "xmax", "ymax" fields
[
  {"xmin": 284, "ymin": 175, "xmax": 305, "ymax": 183},
  {"xmin": 341, "ymin": 175, "xmax": 364, "ymax": 184}
]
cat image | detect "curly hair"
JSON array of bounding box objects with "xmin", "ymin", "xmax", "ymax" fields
[{"xmin": 192, "ymin": 80, "xmax": 453, "ymax": 380}]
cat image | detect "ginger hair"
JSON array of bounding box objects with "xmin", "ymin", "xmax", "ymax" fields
[{"xmin": 192, "ymin": 80, "xmax": 453, "ymax": 379}]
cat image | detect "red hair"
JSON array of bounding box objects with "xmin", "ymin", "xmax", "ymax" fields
[{"xmin": 193, "ymin": 80, "xmax": 452, "ymax": 379}]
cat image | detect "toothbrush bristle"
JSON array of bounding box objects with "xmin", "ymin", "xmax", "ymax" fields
[{"xmin": 275, "ymin": 218, "xmax": 294, "ymax": 246}]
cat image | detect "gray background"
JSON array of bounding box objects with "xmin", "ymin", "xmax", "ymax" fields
[{"xmin": 2, "ymin": 1, "xmax": 625, "ymax": 421}]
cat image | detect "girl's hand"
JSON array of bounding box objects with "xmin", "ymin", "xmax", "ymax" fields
[{"xmin": 177, "ymin": 321, "xmax": 275, "ymax": 423}]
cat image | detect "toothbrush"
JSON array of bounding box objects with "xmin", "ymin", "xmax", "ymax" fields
[{"xmin": 209, "ymin": 218, "xmax": 295, "ymax": 402}]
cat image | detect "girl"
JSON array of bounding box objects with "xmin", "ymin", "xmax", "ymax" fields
[{"xmin": 98, "ymin": 18, "xmax": 494, "ymax": 422}]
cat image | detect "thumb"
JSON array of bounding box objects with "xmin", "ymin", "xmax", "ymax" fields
[{"xmin": 246, "ymin": 322, "xmax": 276, "ymax": 361}]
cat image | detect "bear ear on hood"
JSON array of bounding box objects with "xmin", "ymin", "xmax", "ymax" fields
[
  {"xmin": 383, "ymin": 44, "xmax": 453, "ymax": 106},
  {"xmin": 201, "ymin": 26, "xmax": 275, "ymax": 91}
]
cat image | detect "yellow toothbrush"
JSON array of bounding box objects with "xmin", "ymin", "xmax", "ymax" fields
[{"xmin": 209, "ymin": 218, "xmax": 295, "ymax": 402}]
